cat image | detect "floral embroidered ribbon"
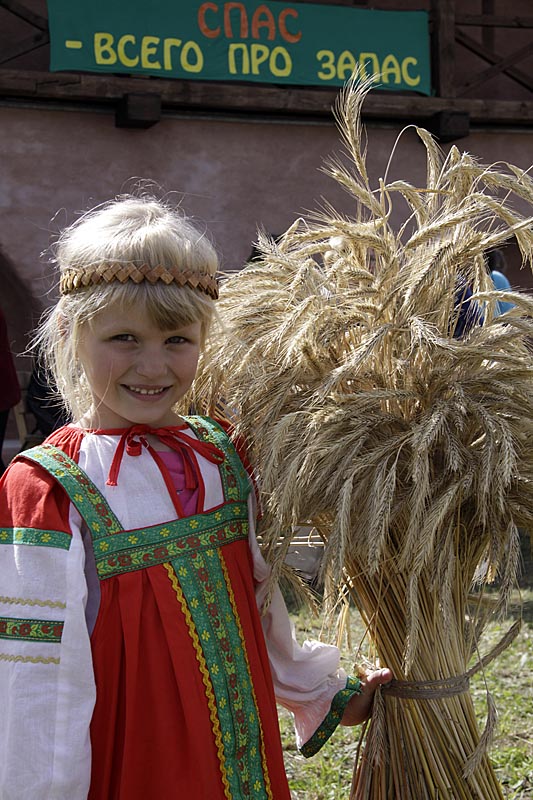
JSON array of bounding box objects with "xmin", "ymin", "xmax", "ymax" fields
[{"xmin": 106, "ymin": 424, "xmax": 225, "ymax": 487}]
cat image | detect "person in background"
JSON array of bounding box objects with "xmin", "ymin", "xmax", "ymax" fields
[
  {"xmin": 487, "ymin": 248, "xmax": 515, "ymax": 316},
  {"xmin": 25, "ymin": 359, "xmax": 70, "ymax": 441},
  {"xmin": 0, "ymin": 305, "xmax": 21, "ymax": 474}
]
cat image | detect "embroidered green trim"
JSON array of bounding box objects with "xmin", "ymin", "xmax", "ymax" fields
[
  {"xmin": 300, "ymin": 676, "xmax": 362, "ymax": 758},
  {"xmin": 95, "ymin": 507, "xmax": 248, "ymax": 579},
  {"xmin": 0, "ymin": 615, "xmax": 64, "ymax": 643},
  {"xmin": 183, "ymin": 416, "xmax": 251, "ymax": 503},
  {"xmin": 170, "ymin": 549, "xmax": 270, "ymax": 799},
  {"xmin": 20, "ymin": 443, "xmax": 249, "ymax": 581},
  {"xmin": 21, "ymin": 444, "xmax": 123, "ymax": 534},
  {"xmin": 0, "ymin": 527, "xmax": 71, "ymax": 550},
  {"xmin": 220, "ymin": 555, "xmax": 273, "ymax": 799},
  {"xmin": 21, "ymin": 420, "xmax": 252, "ymax": 581},
  {"xmin": 93, "ymin": 500, "xmax": 247, "ymax": 546}
]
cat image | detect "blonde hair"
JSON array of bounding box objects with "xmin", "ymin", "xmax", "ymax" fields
[{"xmin": 35, "ymin": 194, "xmax": 219, "ymax": 421}]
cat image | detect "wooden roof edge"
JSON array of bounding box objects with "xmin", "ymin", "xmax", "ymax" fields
[{"xmin": 1, "ymin": 68, "xmax": 532, "ymax": 126}]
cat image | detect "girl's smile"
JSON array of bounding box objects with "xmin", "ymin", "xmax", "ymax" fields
[
  {"xmin": 77, "ymin": 305, "xmax": 202, "ymax": 429},
  {"xmin": 125, "ymin": 385, "xmax": 169, "ymax": 396}
]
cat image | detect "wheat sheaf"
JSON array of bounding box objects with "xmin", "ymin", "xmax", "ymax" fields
[{"xmin": 196, "ymin": 78, "xmax": 533, "ymax": 799}]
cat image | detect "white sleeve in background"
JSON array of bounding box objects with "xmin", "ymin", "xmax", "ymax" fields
[{"xmin": 247, "ymin": 501, "xmax": 348, "ymax": 750}]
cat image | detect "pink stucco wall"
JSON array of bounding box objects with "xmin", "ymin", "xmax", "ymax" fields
[{"xmin": 1, "ymin": 103, "xmax": 532, "ymax": 357}]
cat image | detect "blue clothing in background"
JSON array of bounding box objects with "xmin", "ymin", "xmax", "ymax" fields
[
  {"xmin": 490, "ymin": 270, "xmax": 515, "ymax": 315},
  {"xmin": 453, "ymin": 283, "xmax": 484, "ymax": 338}
]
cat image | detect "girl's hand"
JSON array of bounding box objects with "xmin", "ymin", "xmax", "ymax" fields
[{"xmin": 340, "ymin": 668, "xmax": 393, "ymax": 726}]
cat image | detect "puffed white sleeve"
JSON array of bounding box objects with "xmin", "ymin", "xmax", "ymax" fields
[
  {"xmin": 247, "ymin": 497, "xmax": 362, "ymax": 756},
  {"xmin": 0, "ymin": 460, "xmax": 96, "ymax": 800}
]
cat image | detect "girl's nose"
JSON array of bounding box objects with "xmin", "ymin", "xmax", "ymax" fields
[{"xmin": 135, "ymin": 347, "xmax": 168, "ymax": 378}]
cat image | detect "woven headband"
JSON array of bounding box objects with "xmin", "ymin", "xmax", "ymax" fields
[{"xmin": 59, "ymin": 263, "xmax": 219, "ymax": 299}]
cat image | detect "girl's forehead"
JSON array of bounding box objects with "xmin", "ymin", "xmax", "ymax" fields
[{"xmin": 88, "ymin": 303, "xmax": 143, "ymax": 325}]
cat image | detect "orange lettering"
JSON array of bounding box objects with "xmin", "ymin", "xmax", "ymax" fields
[
  {"xmin": 198, "ymin": 3, "xmax": 220, "ymax": 38},
  {"xmin": 252, "ymin": 5, "xmax": 276, "ymax": 40},
  {"xmin": 224, "ymin": 3, "xmax": 248, "ymax": 38},
  {"xmin": 278, "ymin": 8, "xmax": 301, "ymax": 43}
]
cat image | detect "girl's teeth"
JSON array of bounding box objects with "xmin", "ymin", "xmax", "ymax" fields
[{"xmin": 128, "ymin": 386, "xmax": 164, "ymax": 396}]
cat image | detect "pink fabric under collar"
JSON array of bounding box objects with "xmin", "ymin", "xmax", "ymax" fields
[{"xmin": 106, "ymin": 424, "xmax": 225, "ymax": 487}]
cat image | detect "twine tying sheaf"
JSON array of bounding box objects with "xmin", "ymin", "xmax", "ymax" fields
[
  {"xmin": 382, "ymin": 673, "xmax": 469, "ymax": 699},
  {"xmin": 368, "ymin": 620, "xmax": 521, "ymax": 775}
]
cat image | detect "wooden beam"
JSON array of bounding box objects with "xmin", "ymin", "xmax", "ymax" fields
[
  {"xmin": 457, "ymin": 40, "xmax": 533, "ymax": 95},
  {"xmin": 0, "ymin": 69, "xmax": 532, "ymax": 126},
  {"xmin": 360, "ymin": 94, "xmax": 533, "ymax": 125},
  {"xmin": 455, "ymin": 13, "xmax": 533, "ymax": 28},
  {"xmin": 482, "ymin": 0, "xmax": 495, "ymax": 51},
  {"xmin": 0, "ymin": 30, "xmax": 49, "ymax": 67},
  {"xmin": 430, "ymin": 0, "xmax": 456, "ymax": 98},
  {"xmin": 456, "ymin": 30, "xmax": 533, "ymax": 93},
  {"xmin": 0, "ymin": 0, "xmax": 48, "ymax": 31}
]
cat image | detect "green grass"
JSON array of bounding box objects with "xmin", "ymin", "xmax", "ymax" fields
[
  {"xmin": 469, "ymin": 597, "xmax": 533, "ymax": 799},
  {"xmin": 279, "ymin": 590, "xmax": 533, "ymax": 799}
]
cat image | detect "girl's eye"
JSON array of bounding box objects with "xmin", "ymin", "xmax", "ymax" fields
[
  {"xmin": 166, "ymin": 335, "xmax": 186, "ymax": 345},
  {"xmin": 112, "ymin": 333, "xmax": 135, "ymax": 342}
]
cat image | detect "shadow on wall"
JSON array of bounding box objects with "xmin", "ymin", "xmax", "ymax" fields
[
  {"xmin": 0, "ymin": 245, "xmax": 44, "ymax": 456},
  {"xmin": 0, "ymin": 245, "xmax": 42, "ymax": 364}
]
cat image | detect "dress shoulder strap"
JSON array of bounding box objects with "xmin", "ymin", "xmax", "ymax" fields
[
  {"xmin": 18, "ymin": 443, "xmax": 123, "ymax": 534},
  {"xmin": 182, "ymin": 415, "xmax": 252, "ymax": 503}
]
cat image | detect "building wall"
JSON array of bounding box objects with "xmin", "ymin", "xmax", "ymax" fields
[{"xmin": 1, "ymin": 102, "xmax": 532, "ymax": 358}]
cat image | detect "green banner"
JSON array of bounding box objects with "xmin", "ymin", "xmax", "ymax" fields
[{"xmin": 47, "ymin": 1, "xmax": 431, "ymax": 95}]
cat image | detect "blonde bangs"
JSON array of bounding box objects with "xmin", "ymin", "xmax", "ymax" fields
[{"xmin": 79, "ymin": 281, "xmax": 216, "ymax": 333}]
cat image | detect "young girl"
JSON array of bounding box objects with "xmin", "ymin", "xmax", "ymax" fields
[{"xmin": 0, "ymin": 194, "xmax": 391, "ymax": 800}]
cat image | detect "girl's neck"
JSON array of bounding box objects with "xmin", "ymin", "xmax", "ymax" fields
[
  {"xmin": 77, "ymin": 408, "xmax": 186, "ymax": 432},
  {"xmin": 76, "ymin": 415, "xmax": 186, "ymax": 434}
]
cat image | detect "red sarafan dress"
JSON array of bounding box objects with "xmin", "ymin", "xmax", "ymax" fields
[{"xmin": 0, "ymin": 417, "xmax": 360, "ymax": 800}]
